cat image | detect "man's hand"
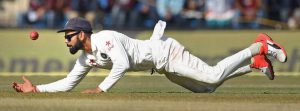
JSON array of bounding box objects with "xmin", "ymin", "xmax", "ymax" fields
[
  {"xmin": 12, "ymin": 76, "xmax": 38, "ymax": 93},
  {"xmin": 81, "ymin": 87, "xmax": 103, "ymax": 94}
]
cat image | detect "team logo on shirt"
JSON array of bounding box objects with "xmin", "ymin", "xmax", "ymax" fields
[
  {"xmin": 105, "ymin": 41, "xmax": 114, "ymax": 51},
  {"xmin": 101, "ymin": 53, "xmax": 108, "ymax": 59}
]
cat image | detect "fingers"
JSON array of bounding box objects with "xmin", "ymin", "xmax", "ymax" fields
[
  {"xmin": 81, "ymin": 90, "xmax": 90, "ymax": 94},
  {"xmin": 12, "ymin": 82, "xmax": 23, "ymax": 92},
  {"xmin": 81, "ymin": 88, "xmax": 102, "ymax": 94},
  {"xmin": 22, "ymin": 76, "xmax": 33, "ymax": 86},
  {"xmin": 12, "ymin": 82, "xmax": 18, "ymax": 90},
  {"xmin": 81, "ymin": 89, "xmax": 95, "ymax": 94},
  {"xmin": 22, "ymin": 76, "xmax": 30, "ymax": 83},
  {"xmin": 12, "ymin": 76, "xmax": 31, "ymax": 93},
  {"xmin": 12, "ymin": 82, "xmax": 17, "ymax": 87}
]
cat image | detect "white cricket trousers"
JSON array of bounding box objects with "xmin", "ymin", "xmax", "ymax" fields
[{"xmin": 162, "ymin": 38, "xmax": 253, "ymax": 93}]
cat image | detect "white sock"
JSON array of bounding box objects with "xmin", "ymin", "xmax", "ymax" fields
[{"xmin": 248, "ymin": 42, "xmax": 262, "ymax": 56}]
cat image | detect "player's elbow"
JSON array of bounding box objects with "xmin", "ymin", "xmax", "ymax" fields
[
  {"xmin": 117, "ymin": 64, "xmax": 130, "ymax": 71},
  {"xmin": 123, "ymin": 64, "xmax": 130, "ymax": 70},
  {"xmin": 205, "ymin": 78, "xmax": 222, "ymax": 85}
]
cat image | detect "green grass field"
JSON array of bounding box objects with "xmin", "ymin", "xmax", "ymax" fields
[
  {"xmin": 0, "ymin": 29, "xmax": 300, "ymax": 111},
  {"xmin": 0, "ymin": 73, "xmax": 300, "ymax": 111}
]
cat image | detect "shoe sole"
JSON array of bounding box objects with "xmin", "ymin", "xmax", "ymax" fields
[
  {"xmin": 264, "ymin": 55, "xmax": 275, "ymax": 80},
  {"xmin": 257, "ymin": 33, "xmax": 288, "ymax": 63}
]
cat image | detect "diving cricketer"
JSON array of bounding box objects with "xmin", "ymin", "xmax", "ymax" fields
[{"xmin": 12, "ymin": 17, "xmax": 287, "ymax": 93}]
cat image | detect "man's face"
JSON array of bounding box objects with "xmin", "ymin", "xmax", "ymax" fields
[
  {"xmin": 64, "ymin": 31, "xmax": 83, "ymax": 54},
  {"xmin": 64, "ymin": 31, "xmax": 79, "ymax": 47}
]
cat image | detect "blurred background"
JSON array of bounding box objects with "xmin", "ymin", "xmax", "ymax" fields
[
  {"xmin": 1, "ymin": 0, "xmax": 300, "ymax": 29},
  {"xmin": 0, "ymin": 0, "xmax": 300, "ymax": 74},
  {"xmin": 1, "ymin": 1, "xmax": 300, "ymax": 108}
]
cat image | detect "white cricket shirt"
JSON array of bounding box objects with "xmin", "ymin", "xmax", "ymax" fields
[{"xmin": 37, "ymin": 30, "xmax": 163, "ymax": 92}]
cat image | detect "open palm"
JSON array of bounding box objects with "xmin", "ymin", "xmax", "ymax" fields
[{"xmin": 12, "ymin": 76, "xmax": 37, "ymax": 93}]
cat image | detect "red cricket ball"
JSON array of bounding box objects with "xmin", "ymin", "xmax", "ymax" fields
[{"xmin": 30, "ymin": 31, "xmax": 39, "ymax": 40}]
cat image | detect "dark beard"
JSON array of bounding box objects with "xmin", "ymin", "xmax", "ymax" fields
[{"xmin": 69, "ymin": 37, "xmax": 83, "ymax": 55}]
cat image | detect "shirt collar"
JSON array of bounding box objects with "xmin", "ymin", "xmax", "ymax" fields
[{"xmin": 91, "ymin": 34, "xmax": 97, "ymax": 52}]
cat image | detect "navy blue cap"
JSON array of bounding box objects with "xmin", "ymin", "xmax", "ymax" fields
[{"xmin": 57, "ymin": 17, "xmax": 93, "ymax": 33}]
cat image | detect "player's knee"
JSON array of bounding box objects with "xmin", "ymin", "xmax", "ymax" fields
[
  {"xmin": 205, "ymin": 68, "xmax": 225, "ymax": 84},
  {"xmin": 192, "ymin": 73, "xmax": 223, "ymax": 84},
  {"xmin": 204, "ymin": 73, "xmax": 224, "ymax": 84},
  {"xmin": 205, "ymin": 78, "xmax": 223, "ymax": 84}
]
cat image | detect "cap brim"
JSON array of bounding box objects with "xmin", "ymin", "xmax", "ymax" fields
[{"xmin": 57, "ymin": 29, "xmax": 76, "ymax": 33}]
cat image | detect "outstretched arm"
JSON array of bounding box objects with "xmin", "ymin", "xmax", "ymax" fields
[
  {"xmin": 12, "ymin": 54, "xmax": 92, "ymax": 93},
  {"xmin": 36, "ymin": 62, "xmax": 91, "ymax": 92}
]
